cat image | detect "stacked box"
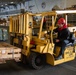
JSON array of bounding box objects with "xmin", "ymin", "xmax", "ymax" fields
[
  {"xmin": 2, "ymin": 29, "xmax": 8, "ymax": 41},
  {"xmin": 0, "ymin": 29, "xmax": 3, "ymax": 40}
]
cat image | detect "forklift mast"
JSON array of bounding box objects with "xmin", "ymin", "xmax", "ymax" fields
[{"xmin": 9, "ymin": 12, "xmax": 33, "ymax": 56}]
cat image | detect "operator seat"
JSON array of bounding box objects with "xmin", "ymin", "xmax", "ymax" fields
[{"xmin": 66, "ymin": 32, "xmax": 75, "ymax": 47}]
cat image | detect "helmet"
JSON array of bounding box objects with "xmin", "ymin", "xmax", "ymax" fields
[{"xmin": 57, "ymin": 18, "xmax": 66, "ymax": 25}]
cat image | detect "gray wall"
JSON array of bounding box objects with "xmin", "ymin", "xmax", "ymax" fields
[
  {"xmin": 66, "ymin": 0, "xmax": 76, "ymax": 7},
  {"xmin": 0, "ymin": 0, "xmax": 76, "ymax": 17},
  {"xmin": 24, "ymin": 0, "xmax": 76, "ymax": 13},
  {"xmin": 27, "ymin": 0, "xmax": 65, "ymax": 13}
]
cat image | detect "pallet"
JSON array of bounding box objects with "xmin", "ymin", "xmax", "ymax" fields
[{"xmin": 0, "ymin": 42, "xmax": 21, "ymax": 63}]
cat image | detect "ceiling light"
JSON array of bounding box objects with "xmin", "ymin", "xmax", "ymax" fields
[
  {"xmin": 56, "ymin": 10, "xmax": 76, "ymax": 14},
  {"xmin": 5, "ymin": 4, "xmax": 7, "ymax": 5},
  {"xmin": 10, "ymin": 2, "xmax": 14, "ymax": 4},
  {"xmin": 1, "ymin": 5, "xmax": 3, "ymax": 7}
]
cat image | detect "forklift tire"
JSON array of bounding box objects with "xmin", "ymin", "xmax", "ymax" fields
[{"xmin": 28, "ymin": 52, "xmax": 46, "ymax": 69}]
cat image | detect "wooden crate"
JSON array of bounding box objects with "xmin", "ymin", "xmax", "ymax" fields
[{"xmin": 0, "ymin": 42, "xmax": 21, "ymax": 63}]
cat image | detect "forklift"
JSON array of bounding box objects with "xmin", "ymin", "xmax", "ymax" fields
[{"xmin": 9, "ymin": 10, "xmax": 76, "ymax": 69}]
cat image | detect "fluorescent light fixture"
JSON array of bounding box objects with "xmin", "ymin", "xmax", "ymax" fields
[
  {"xmin": 1, "ymin": 5, "xmax": 3, "ymax": 6},
  {"xmin": 56, "ymin": 10, "xmax": 76, "ymax": 14},
  {"xmin": 10, "ymin": 2, "xmax": 14, "ymax": 4},
  {"xmin": 5, "ymin": 4, "xmax": 7, "ymax": 5}
]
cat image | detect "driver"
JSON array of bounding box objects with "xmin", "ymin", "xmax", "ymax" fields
[{"xmin": 53, "ymin": 18, "xmax": 70, "ymax": 59}]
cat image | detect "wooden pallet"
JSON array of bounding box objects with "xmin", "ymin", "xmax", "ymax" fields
[{"xmin": 0, "ymin": 42, "xmax": 21, "ymax": 63}]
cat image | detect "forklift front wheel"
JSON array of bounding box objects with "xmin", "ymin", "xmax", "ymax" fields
[{"xmin": 28, "ymin": 52, "xmax": 46, "ymax": 69}]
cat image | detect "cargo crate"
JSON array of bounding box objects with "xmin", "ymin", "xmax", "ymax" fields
[{"xmin": 0, "ymin": 42, "xmax": 21, "ymax": 63}]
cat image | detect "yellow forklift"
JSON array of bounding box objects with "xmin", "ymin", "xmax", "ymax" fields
[{"xmin": 9, "ymin": 10, "xmax": 76, "ymax": 69}]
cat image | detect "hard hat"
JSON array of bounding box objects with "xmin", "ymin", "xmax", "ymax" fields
[{"xmin": 57, "ymin": 18, "xmax": 66, "ymax": 25}]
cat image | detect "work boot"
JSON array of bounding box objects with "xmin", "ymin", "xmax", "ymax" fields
[{"xmin": 55, "ymin": 55, "xmax": 62, "ymax": 60}]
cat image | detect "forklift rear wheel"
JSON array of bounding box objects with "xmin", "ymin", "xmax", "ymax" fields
[{"xmin": 29, "ymin": 52, "xmax": 46, "ymax": 69}]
